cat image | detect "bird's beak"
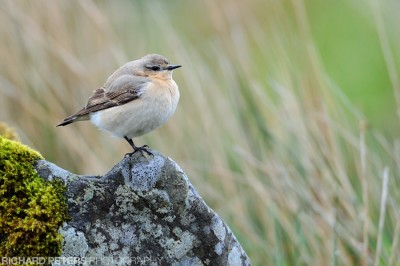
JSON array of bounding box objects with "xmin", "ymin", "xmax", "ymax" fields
[{"xmin": 166, "ymin": 65, "xmax": 182, "ymax": 70}]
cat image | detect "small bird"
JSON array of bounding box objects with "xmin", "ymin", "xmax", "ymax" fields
[{"xmin": 57, "ymin": 54, "xmax": 181, "ymax": 156}]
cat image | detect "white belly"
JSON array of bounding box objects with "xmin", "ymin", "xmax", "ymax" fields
[{"xmin": 90, "ymin": 84, "xmax": 179, "ymax": 139}]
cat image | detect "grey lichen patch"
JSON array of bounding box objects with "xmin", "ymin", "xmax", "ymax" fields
[
  {"xmin": 203, "ymin": 226, "xmax": 211, "ymax": 235},
  {"xmin": 215, "ymin": 242, "xmax": 223, "ymax": 256},
  {"xmin": 119, "ymin": 224, "xmax": 136, "ymax": 246},
  {"xmin": 35, "ymin": 150, "xmax": 251, "ymax": 265},
  {"xmin": 163, "ymin": 214, "xmax": 176, "ymax": 223},
  {"xmin": 60, "ymin": 227, "xmax": 89, "ymax": 257},
  {"xmin": 160, "ymin": 231, "xmax": 197, "ymax": 260},
  {"xmin": 172, "ymin": 256, "xmax": 204, "ymax": 266},
  {"xmin": 142, "ymin": 188, "xmax": 172, "ymax": 214},
  {"xmin": 91, "ymin": 221, "xmax": 108, "ymax": 244},
  {"xmin": 83, "ymin": 187, "xmax": 94, "ymax": 202},
  {"xmin": 228, "ymin": 244, "xmax": 243, "ymax": 266},
  {"xmin": 85, "ymin": 220, "xmax": 115, "ymax": 257},
  {"xmin": 211, "ymin": 214, "xmax": 227, "ymax": 242},
  {"xmin": 130, "ymin": 153, "xmax": 166, "ymax": 191},
  {"xmin": 173, "ymin": 227, "xmax": 183, "ymax": 237},
  {"xmin": 114, "ymin": 185, "xmax": 140, "ymax": 216},
  {"xmin": 180, "ymin": 211, "xmax": 196, "ymax": 227}
]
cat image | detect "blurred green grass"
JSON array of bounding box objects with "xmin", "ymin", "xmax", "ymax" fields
[
  {"xmin": 1, "ymin": 0, "xmax": 400, "ymax": 265},
  {"xmin": 308, "ymin": 0, "xmax": 399, "ymax": 136}
]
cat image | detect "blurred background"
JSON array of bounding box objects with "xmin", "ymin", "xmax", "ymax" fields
[{"xmin": 1, "ymin": 0, "xmax": 400, "ymax": 265}]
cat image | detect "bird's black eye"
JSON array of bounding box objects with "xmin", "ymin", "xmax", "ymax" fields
[{"xmin": 146, "ymin": 65, "xmax": 161, "ymax": 71}]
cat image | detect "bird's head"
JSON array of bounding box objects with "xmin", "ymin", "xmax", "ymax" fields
[{"xmin": 136, "ymin": 54, "xmax": 181, "ymax": 80}]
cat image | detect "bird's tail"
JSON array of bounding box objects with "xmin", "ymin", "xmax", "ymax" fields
[{"xmin": 56, "ymin": 114, "xmax": 88, "ymax": 127}]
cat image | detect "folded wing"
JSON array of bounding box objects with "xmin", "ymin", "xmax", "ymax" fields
[{"xmin": 57, "ymin": 75, "xmax": 147, "ymax": 126}]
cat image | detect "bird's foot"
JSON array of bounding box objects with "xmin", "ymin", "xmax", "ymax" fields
[
  {"xmin": 135, "ymin": 145, "xmax": 153, "ymax": 157},
  {"xmin": 123, "ymin": 136, "xmax": 154, "ymax": 158},
  {"xmin": 125, "ymin": 144, "xmax": 154, "ymax": 158}
]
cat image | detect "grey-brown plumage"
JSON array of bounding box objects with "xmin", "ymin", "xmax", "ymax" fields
[
  {"xmin": 57, "ymin": 54, "xmax": 181, "ymax": 155},
  {"xmin": 56, "ymin": 80, "xmax": 145, "ymax": 126}
]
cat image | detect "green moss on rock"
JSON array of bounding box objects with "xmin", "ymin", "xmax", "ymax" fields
[{"xmin": 0, "ymin": 136, "xmax": 69, "ymax": 259}]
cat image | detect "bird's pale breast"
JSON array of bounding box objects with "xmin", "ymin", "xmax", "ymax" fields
[{"xmin": 90, "ymin": 79, "xmax": 179, "ymax": 139}]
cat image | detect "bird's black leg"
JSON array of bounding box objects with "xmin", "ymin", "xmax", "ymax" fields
[{"xmin": 124, "ymin": 136, "xmax": 153, "ymax": 157}]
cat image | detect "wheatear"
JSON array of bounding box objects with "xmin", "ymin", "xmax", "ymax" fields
[{"xmin": 57, "ymin": 54, "xmax": 181, "ymax": 156}]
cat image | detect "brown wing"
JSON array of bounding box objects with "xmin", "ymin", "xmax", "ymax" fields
[
  {"xmin": 57, "ymin": 75, "xmax": 146, "ymax": 126},
  {"xmin": 76, "ymin": 87, "xmax": 140, "ymax": 116}
]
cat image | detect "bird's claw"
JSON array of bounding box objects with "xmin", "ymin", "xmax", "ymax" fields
[
  {"xmin": 125, "ymin": 145, "xmax": 153, "ymax": 158},
  {"xmin": 135, "ymin": 146, "xmax": 153, "ymax": 157}
]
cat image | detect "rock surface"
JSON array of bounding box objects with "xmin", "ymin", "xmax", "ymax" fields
[{"xmin": 35, "ymin": 151, "xmax": 251, "ymax": 266}]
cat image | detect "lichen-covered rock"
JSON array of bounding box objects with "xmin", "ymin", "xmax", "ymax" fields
[{"xmin": 35, "ymin": 151, "xmax": 251, "ymax": 266}]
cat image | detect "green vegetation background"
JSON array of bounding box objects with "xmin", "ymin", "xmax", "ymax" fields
[{"xmin": 1, "ymin": 0, "xmax": 399, "ymax": 265}]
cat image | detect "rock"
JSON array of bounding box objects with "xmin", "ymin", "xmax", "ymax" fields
[{"xmin": 35, "ymin": 151, "xmax": 251, "ymax": 266}]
